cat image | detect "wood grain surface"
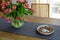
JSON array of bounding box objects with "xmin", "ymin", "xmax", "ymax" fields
[{"xmin": 0, "ymin": 12, "xmax": 60, "ymax": 40}]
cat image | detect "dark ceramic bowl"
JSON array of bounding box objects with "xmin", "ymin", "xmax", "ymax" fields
[{"xmin": 37, "ymin": 25, "xmax": 54, "ymax": 35}]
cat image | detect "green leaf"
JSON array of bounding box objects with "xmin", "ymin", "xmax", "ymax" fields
[
  {"xmin": 11, "ymin": 10, "xmax": 17, "ymax": 19},
  {"xmin": 17, "ymin": 11, "xmax": 24, "ymax": 18},
  {"xmin": 24, "ymin": 8, "xmax": 33, "ymax": 15},
  {"xmin": 17, "ymin": 2, "xmax": 22, "ymax": 7},
  {"xmin": 9, "ymin": 3, "xmax": 12, "ymax": 9},
  {"xmin": 5, "ymin": 13, "xmax": 11, "ymax": 17},
  {"xmin": 6, "ymin": 0, "xmax": 9, "ymax": 2}
]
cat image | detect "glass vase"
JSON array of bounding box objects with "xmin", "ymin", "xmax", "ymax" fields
[{"xmin": 12, "ymin": 19, "xmax": 24, "ymax": 28}]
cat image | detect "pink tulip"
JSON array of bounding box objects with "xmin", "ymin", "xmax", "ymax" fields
[
  {"xmin": 25, "ymin": 3, "xmax": 29, "ymax": 8},
  {"xmin": 16, "ymin": 0, "xmax": 19, "ymax": 2},
  {"xmin": 7, "ymin": 1, "xmax": 10, "ymax": 5},
  {"xmin": 1, "ymin": 6, "xmax": 5, "ymax": 9},
  {"xmin": 1, "ymin": 4, "xmax": 5, "ymax": 7},
  {"xmin": 6, "ymin": 3, "xmax": 8, "ymax": 6},
  {"xmin": 19, "ymin": 0, "xmax": 25, "ymax": 3},
  {"xmin": 12, "ymin": 6, "xmax": 16, "ymax": 9},
  {"xmin": 6, "ymin": 19, "xmax": 11, "ymax": 23},
  {"xmin": 29, "ymin": 8, "xmax": 34, "ymax": 12},
  {"xmin": 5, "ymin": 9, "xmax": 9, "ymax": 13},
  {"xmin": 9, "ymin": 9, "xmax": 12, "ymax": 13},
  {"xmin": 1, "ymin": 4, "xmax": 5, "ymax": 9},
  {"xmin": 5, "ymin": 9, "xmax": 12, "ymax": 13},
  {"xmin": 6, "ymin": 1, "xmax": 10, "ymax": 6},
  {"xmin": 25, "ymin": 0, "xmax": 28, "ymax": 3}
]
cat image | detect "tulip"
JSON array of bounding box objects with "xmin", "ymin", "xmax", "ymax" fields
[
  {"xmin": 1, "ymin": 4, "xmax": 5, "ymax": 9},
  {"xmin": 6, "ymin": 1, "xmax": 10, "ymax": 6},
  {"xmin": 16, "ymin": 0, "xmax": 19, "ymax": 2},
  {"xmin": 6, "ymin": 19, "xmax": 11, "ymax": 23},
  {"xmin": 5, "ymin": 9, "xmax": 9, "ymax": 13},
  {"xmin": 25, "ymin": 3, "xmax": 29, "ymax": 8},
  {"xmin": 7, "ymin": 1, "xmax": 10, "ymax": 5},
  {"xmin": 19, "ymin": 0, "xmax": 25, "ymax": 3},
  {"xmin": 17, "ymin": 16, "xmax": 21, "ymax": 20},
  {"xmin": 9, "ymin": 9, "xmax": 12, "ymax": 13},
  {"xmin": 1, "ymin": 6, "xmax": 5, "ymax": 9},
  {"xmin": 29, "ymin": 8, "xmax": 34, "ymax": 12},
  {"xmin": 1, "ymin": 4, "xmax": 5, "ymax": 7},
  {"xmin": 12, "ymin": 6, "xmax": 16, "ymax": 9},
  {"xmin": 5, "ymin": 9, "xmax": 12, "ymax": 13},
  {"xmin": 25, "ymin": 0, "xmax": 28, "ymax": 3},
  {"xmin": 5, "ymin": 3, "xmax": 8, "ymax": 6}
]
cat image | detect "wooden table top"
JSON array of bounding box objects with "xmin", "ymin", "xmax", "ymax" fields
[{"xmin": 0, "ymin": 15, "xmax": 60, "ymax": 40}]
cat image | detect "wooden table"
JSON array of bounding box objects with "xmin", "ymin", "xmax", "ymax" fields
[{"xmin": 0, "ymin": 15, "xmax": 60, "ymax": 40}]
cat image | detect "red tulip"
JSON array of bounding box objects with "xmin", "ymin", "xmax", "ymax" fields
[
  {"xmin": 19, "ymin": 0, "xmax": 25, "ymax": 3},
  {"xmin": 12, "ymin": 6, "xmax": 16, "ymax": 9},
  {"xmin": 6, "ymin": 19, "xmax": 11, "ymax": 23},
  {"xmin": 17, "ymin": 16, "xmax": 21, "ymax": 20}
]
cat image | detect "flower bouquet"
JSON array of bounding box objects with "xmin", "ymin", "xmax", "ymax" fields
[{"xmin": 0, "ymin": 0, "xmax": 33, "ymax": 28}]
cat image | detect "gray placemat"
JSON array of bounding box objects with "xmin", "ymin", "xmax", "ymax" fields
[{"xmin": 0, "ymin": 18, "xmax": 60, "ymax": 40}]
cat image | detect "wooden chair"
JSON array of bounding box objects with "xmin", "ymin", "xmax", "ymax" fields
[{"xmin": 31, "ymin": 3, "xmax": 49, "ymax": 18}]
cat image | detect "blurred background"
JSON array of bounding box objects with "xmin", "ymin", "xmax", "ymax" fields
[{"xmin": 0, "ymin": 0, "xmax": 60, "ymax": 19}]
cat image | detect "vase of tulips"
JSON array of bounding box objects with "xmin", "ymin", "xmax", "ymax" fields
[{"xmin": 0, "ymin": 0, "xmax": 33, "ymax": 28}]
